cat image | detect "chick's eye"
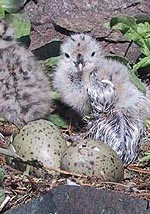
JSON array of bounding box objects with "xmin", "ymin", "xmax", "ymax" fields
[
  {"xmin": 65, "ymin": 53, "xmax": 70, "ymax": 58},
  {"xmin": 91, "ymin": 52, "xmax": 95, "ymax": 57}
]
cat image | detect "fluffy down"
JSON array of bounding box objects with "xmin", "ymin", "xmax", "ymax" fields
[{"xmin": 0, "ymin": 19, "xmax": 51, "ymax": 126}]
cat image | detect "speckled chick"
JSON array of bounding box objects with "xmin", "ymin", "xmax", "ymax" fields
[
  {"xmin": 54, "ymin": 33, "xmax": 150, "ymax": 164},
  {"xmin": 0, "ymin": 19, "xmax": 51, "ymax": 127},
  {"xmin": 54, "ymin": 33, "xmax": 150, "ymax": 120},
  {"xmin": 87, "ymin": 110, "xmax": 144, "ymax": 164},
  {"xmin": 54, "ymin": 34, "xmax": 103, "ymax": 114}
]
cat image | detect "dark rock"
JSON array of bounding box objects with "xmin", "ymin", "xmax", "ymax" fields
[
  {"xmin": 23, "ymin": 0, "xmax": 149, "ymax": 63},
  {"xmin": 4, "ymin": 185, "xmax": 150, "ymax": 214}
]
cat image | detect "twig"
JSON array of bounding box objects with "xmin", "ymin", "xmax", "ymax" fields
[
  {"xmin": 44, "ymin": 165, "xmax": 87, "ymax": 178},
  {"xmin": 127, "ymin": 165, "xmax": 150, "ymax": 174}
]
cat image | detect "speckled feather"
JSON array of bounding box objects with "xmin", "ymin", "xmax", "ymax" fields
[
  {"xmin": 54, "ymin": 34, "xmax": 150, "ymax": 120},
  {"xmin": 87, "ymin": 110, "xmax": 144, "ymax": 164},
  {"xmin": 0, "ymin": 19, "xmax": 51, "ymax": 126},
  {"xmin": 54, "ymin": 33, "xmax": 150, "ymax": 164},
  {"xmin": 88, "ymin": 70, "xmax": 116, "ymax": 115}
]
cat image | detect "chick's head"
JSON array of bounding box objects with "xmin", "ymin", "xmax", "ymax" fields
[{"xmin": 60, "ymin": 34, "xmax": 103, "ymax": 75}]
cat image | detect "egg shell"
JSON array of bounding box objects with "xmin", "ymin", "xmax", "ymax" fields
[
  {"xmin": 13, "ymin": 119, "xmax": 67, "ymax": 170},
  {"xmin": 61, "ymin": 139, "xmax": 124, "ymax": 182}
]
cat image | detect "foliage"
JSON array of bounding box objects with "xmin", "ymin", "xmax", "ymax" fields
[
  {"xmin": 0, "ymin": 0, "xmax": 25, "ymax": 13},
  {"xmin": 0, "ymin": 0, "xmax": 31, "ymax": 39},
  {"xmin": 108, "ymin": 16, "xmax": 150, "ymax": 93},
  {"xmin": 110, "ymin": 16, "xmax": 150, "ymax": 71},
  {"xmin": 46, "ymin": 114, "xmax": 68, "ymax": 128},
  {"xmin": 44, "ymin": 57, "xmax": 59, "ymax": 69},
  {"xmin": 7, "ymin": 13, "xmax": 31, "ymax": 39},
  {"xmin": 139, "ymin": 151, "xmax": 150, "ymax": 162},
  {"xmin": 0, "ymin": 168, "xmax": 5, "ymax": 185}
]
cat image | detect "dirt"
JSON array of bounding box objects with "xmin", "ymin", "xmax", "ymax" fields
[{"xmin": 0, "ymin": 120, "xmax": 150, "ymax": 213}]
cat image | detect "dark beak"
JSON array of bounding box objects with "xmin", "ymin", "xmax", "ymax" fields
[{"xmin": 75, "ymin": 54, "xmax": 84, "ymax": 72}]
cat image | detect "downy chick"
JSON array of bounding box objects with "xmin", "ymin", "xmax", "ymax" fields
[
  {"xmin": 0, "ymin": 19, "xmax": 51, "ymax": 127},
  {"xmin": 54, "ymin": 34, "xmax": 103, "ymax": 114},
  {"xmin": 54, "ymin": 33, "xmax": 150, "ymax": 120},
  {"xmin": 87, "ymin": 70, "xmax": 144, "ymax": 164},
  {"xmin": 87, "ymin": 70, "xmax": 116, "ymax": 115},
  {"xmin": 54, "ymin": 33, "xmax": 150, "ymax": 164}
]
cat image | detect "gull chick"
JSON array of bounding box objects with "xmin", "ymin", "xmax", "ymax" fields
[
  {"xmin": 54, "ymin": 33, "xmax": 150, "ymax": 164},
  {"xmin": 54, "ymin": 34, "xmax": 103, "ymax": 114},
  {"xmin": 0, "ymin": 19, "xmax": 51, "ymax": 127}
]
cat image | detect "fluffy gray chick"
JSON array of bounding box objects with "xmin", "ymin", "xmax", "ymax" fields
[
  {"xmin": 54, "ymin": 33, "xmax": 150, "ymax": 164},
  {"xmin": 54, "ymin": 33, "xmax": 150, "ymax": 120},
  {"xmin": 87, "ymin": 70, "xmax": 145, "ymax": 164},
  {"xmin": 0, "ymin": 19, "xmax": 51, "ymax": 127},
  {"xmin": 54, "ymin": 34, "xmax": 103, "ymax": 114}
]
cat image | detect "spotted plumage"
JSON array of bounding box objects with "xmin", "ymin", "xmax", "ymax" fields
[
  {"xmin": 0, "ymin": 19, "xmax": 51, "ymax": 126},
  {"xmin": 88, "ymin": 70, "xmax": 116, "ymax": 115},
  {"xmin": 87, "ymin": 110, "xmax": 144, "ymax": 164}
]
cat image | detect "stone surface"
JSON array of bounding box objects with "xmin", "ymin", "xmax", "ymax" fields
[
  {"xmin": 4, "ymin": 185, "xmax": 150, "ymax": 214},
  {"xmin": 23, "ymin": 0, "xmax": 150, "ymax": 62}
]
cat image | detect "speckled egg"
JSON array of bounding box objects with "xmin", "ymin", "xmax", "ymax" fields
[
  {"xmin": 61, "ymin": 139, "xmax": 124, "ymax": 182},
  {"xmin": 13, "ymin": 119, "xmax": 67, "ymax": 172}
]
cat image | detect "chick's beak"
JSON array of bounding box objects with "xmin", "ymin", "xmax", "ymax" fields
[
  {"xmin": 78, "ymin": 63, "xmax": 84, "ymax": 72},
  {"xmin": 76, "ymin": 54, "xmax": 84, "ymax": 72}
]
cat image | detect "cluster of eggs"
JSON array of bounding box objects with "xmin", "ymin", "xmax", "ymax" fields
[{"xmin": 13, "ymin": 119, "xmax": 124, "ymax": 181}]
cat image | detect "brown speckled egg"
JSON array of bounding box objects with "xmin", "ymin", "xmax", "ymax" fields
[
  {"xmin": 61, "ymin": 139, "xmax": 124, "ymax": 182},
  {"xmin": 13, "ymin": 119, "xmax": 67, "ymax": 171}
]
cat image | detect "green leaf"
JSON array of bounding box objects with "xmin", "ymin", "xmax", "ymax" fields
[
  {"xmin": 0, "ymin": 117, "xmax": 5, "ymax": 122},
  {"xmin": 105, "ymin": 54, "xmax": 131, "ymax": 67},
  {"xmin": 49, "ymin": 91, "xmax": 60, "ymax": 101},
  {"xmin": 0, "ymin": 168, "xmax": 5, "ymax": 185},
  {"xmin": 103, "ymin": 21, "xmax": 110, "ymax": 29},
  {"xmin": 110, "ymin": 16, "xmax": 136, "ymax": 33},
  {"xmin": 145, "ymin": 119, "xmax": 150, "ymax": 129},
  {"xmin": 129, "ymin": 69, "xmax": 146, "ymax": 94},
  {"xmin": 0, "ymin": 5, "xmax": 5, "ymax": 17},
  {"xmin": 6, "ymin": 13, "xmax": 31, "ymax": 39},
  {"xmin": 110, "ymin": 16, "xmax": 150, "ymax": 56},
  {"xmin": 44, "ymin": 57, "xmax": 59, "ymax": 68},
  {"xmin": 47, "ymin": 114, "xmax": 67, "ymax": 128},
  {"xmin": 139, "ymin": 152, "xmax": 150, "ymax": 162},
  {"xmin": 126, "ymin": 22, "xmax": 150, "ymax": 56},
  {"xmin": 133, "ymin": 56, "xmax": 150, "ymax": 71},
  {"xmin": 0, "ymin": 0, "xmax": 24, "ymax": 13},
  {"xmin": 0, "ymin": 187, "xmax": 5, "ymax": 204}
]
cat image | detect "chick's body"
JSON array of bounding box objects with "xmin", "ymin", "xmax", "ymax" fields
[
  {"xmin": 87, "ymin": 110, "xmax": 144, "ymax": 164},
  {"xmin": 54, "ymin": 34, "xmax": 103, "ymax": 114},
  {"xmin": 54, "ymin": 33, "xmax": 150, "ymax": 164},
  {"xmin": 54, "ymin": 34, "xmax": 149, "ymax": 119},
  {"xmin": 0, "ymin": 19, "xmax": 51, "ymax": 126}
]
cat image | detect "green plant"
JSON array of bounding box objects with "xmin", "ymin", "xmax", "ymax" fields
[
  {"xmin": 106, "ymin": 16, "xmax": 150, "ymax": 93},
  {"xmin": 139, "ymin": 151, "xmax": 150, "ymax": 162},
  {"xmin": 109, "ymin": 16, "xmax": 150, "ymax": 156},
  {"xmin": 109, "ymin": 16, "xmax": 150, "ymax": 72},
  {"xmin": 0, "ymin": 0, "xmax": 31, "ymax": 39}
]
